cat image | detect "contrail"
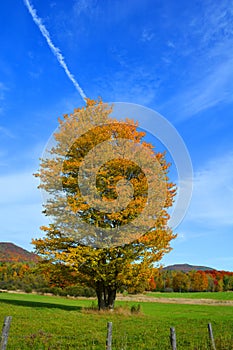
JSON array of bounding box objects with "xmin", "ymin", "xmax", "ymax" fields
[{"xmin": 23, "ymin": 0, "xmax": 87, "ymax": 102}]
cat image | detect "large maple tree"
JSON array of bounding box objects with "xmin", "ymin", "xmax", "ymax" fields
[{"xmin": 33, "ymin": 99, "xmax": 176, "ymax": 310}]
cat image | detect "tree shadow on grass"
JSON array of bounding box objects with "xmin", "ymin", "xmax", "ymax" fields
[{"xmin": 0, "ymin": 297, "xmax": 82, "ymax": 311}]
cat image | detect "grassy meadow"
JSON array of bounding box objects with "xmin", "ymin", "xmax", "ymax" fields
[{"xmin": 0, "ymin": 292, "xmax": 232, "ymax": 349}]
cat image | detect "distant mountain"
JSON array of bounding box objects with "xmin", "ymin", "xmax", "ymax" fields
[
  {"xmin": 163, "ymin": 264, "xmax": 215, "ymax": 272},
  {"xmin": 0, "ymin": 242, "xmax": 39, "ymax": 263}
]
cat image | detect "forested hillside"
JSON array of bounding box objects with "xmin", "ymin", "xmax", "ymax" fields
[
  {"xmin": 0, "ymin": 242, "xmax": 39, "ymax": 263},
  {"xmin": 163, "ymin": 264, "xmax": 215, "ymax": 272}
]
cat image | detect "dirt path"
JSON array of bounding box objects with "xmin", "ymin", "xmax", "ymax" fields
[
  {"xmin": 2, "ymin": 290, "xmax": 232, "ymax": 306},
  {"xmin": 116, "ymin": 294, "xmax": 233, "ymax": 306}
]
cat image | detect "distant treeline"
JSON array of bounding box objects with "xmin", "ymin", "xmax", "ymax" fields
[
  {"xmin": 0, "ymin": 262, "xmax": 95, "ymax": 297},
  {"xmin": 148, "ymin": 269, "xmax": 233, "ymax": 292},
  {"xmin": 1, "ymin": 262, "xmax": 233, "ymax": 296}
]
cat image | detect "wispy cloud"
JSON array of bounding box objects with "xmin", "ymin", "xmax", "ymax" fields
[
  {"xmin": 184, "ymin": 152, "xmax": 233, "ymax": 227},
  {"xmin": 141, "ymin": 28, "xmax": 154, "ymax": 42},
  {"xmin": 93, "ymin": 65, "xmax": 161, "ymax": 106},
  {"xmin": 0, "ymin": 82, "xmax": 14, "ymax": 138},
  {"xmin": 189, "ymin": 0, "xmax": 233, "ymax": 48},
  {"xmin": 73, "ymin": 0, "xmax": 98, "ymax": 17},
  {"xmin": 0, "ymin": 82, "xmax": 7, "ymax": 100},
  {"xmin": 158, "ymin": 0, "xmax": 233, "ymax": 120},
  {"xmin": 167, "ymin": 41, "xmax": 175, "ymax": 49},
  {"xmin": 29, "ymin": 68, "xmax": 43, "ymax": 79},
  {"xmin": 0, "ymin": 82, "xmax": 8, "ymax": 114},
  {"xmin": 0, "ymin": 126, "xmax": 15, "ymax": 138},
  {"xmin": 23, "ymin": 0, "xmax": 87, "ymax": 101},
  {"xmin": 163, "ymin": 57, "xmax": 233, "ymax": 120}
]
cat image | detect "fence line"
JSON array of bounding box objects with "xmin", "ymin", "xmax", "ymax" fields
[
  {"xmin": 0, "ymin": 316, "xmax": 218, "ymax": 350},
  {"xmin": 208, "ymin": 323, "xmax": 216, "ymax": 350},
  {"xmin": 106, "ymin": 322, "xmax": 112, "ymax": 350},
  {"xmin": 0, "ymin": 316, "xmax": 12, "ymax": 350},
  {"xmin": 170, "ymin": 327, "xmax": 177, "ymax": 350}
]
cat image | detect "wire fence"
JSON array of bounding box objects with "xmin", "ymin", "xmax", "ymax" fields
[{"xmin": 1, "ymin": 315, "xmax": 233, "ymax": 350}]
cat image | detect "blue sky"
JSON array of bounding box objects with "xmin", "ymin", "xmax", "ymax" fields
[{"xmin": 0, "ymin": 0, "xmax": 232, "ymax": 270}]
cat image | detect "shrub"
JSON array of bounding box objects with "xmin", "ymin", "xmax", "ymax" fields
[
  {"xmin": 24, "ymin": 286, "xmax": 32, "ymax": 293},
  {"xmin": 64, "ymin": 285, "xmax": 95, "ymax": 297},
  {"xmin": 130, "ymin": 304, "xmax": 141, "ymax": 314}
]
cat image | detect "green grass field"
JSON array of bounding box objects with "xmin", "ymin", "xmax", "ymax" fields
[
  {"xmin": 0, "ymin": 292, "xmax": 232, "ymax": 349},
  {"xmin": 146, "ymin": 291, "xmax": 233, "ymax": 300}
]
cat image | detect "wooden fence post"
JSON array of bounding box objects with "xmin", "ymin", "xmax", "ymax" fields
[
  {"xmin": 208, "ymin": 323, "xmax": 216, "ymax": 350},
  {"xmin": 106, "ymin": 322, "xmax": 112, "ymax": 350},
  {"xmin": 0, "ymin": 316, "xmax": 12, "ymax": 350},
  {"xmin": 170, "ymin": 327, "xmax": 177, "ymax": 350}
]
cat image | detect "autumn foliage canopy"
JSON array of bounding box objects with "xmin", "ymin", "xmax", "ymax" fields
[{"xmin": 33, "ymin": 99, "xmax": 176, "ymax": 309}]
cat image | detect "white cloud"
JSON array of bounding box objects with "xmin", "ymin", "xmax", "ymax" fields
[
  {"xmin": 94, "ymin": 66, "xmax": 161, "ymax": 106},
  {"xmin": 0, "ymin": 126, "xmax": 15, "ymax": 138},
  {"xmin": 190, "ymin": 0, "xmax": 233, "ymax": 47},
  {"xmin": 184, "ymin": 152, "xmax": 233, "ymax": 227},
  {"xmin": 167, "ymin": 41, "xmax": 175, "ymax": 49},
  {"xmin": 141, "ymin": 28, "xmax": 154, "ymax": 42},
  {"xmin": 0, "ymin": 82, "xmax": 8, "ymax": 114},
  {"xmin": 73, "ymin": 0, "xmax": 98, "ymax": 17},
  {"xmin": 0, "ymin": 82, "xmax": 7, "ymax": 101},
  {"xmin": 182, "ymin": 59, "xmax": 233, "ymax": 118},
  {"xmin": 23, "ymin": 0, "xmax": 86, "ymax": 101},
  {"xmin": 159, "ymin": 0, "xmax": 233, "ymax": 120},
  {"xmin": 162, "ymin": 56, "xmax": 233, "ymax": 120}
]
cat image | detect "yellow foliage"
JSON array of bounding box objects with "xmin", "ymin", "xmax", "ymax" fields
[{"xmin": 33, "ymin": 99, "xmax": 177, "ymax": 308}]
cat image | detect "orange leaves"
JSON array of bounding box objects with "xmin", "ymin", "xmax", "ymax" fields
[{"xmin": 33, "ymin": 99, "xmax": 177, "ymax": 298}]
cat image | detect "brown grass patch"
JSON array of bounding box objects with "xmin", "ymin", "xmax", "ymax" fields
[{"xmin": 82, "ymin": 303, "xmax": 143, "ymax": 316}]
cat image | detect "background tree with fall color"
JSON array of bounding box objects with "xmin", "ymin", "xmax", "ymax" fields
[{"xmin": 33, "ymin": 99, "xmax": 176, "ymax": 310}]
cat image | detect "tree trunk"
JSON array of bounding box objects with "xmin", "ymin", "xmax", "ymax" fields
[
  {"xmin": 95, "ymin": 281, "xmax": 117, "ymax": 310},
  {"xmin": 107, "ymin": 287, "xmax": 116, "ymax": 310}
]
